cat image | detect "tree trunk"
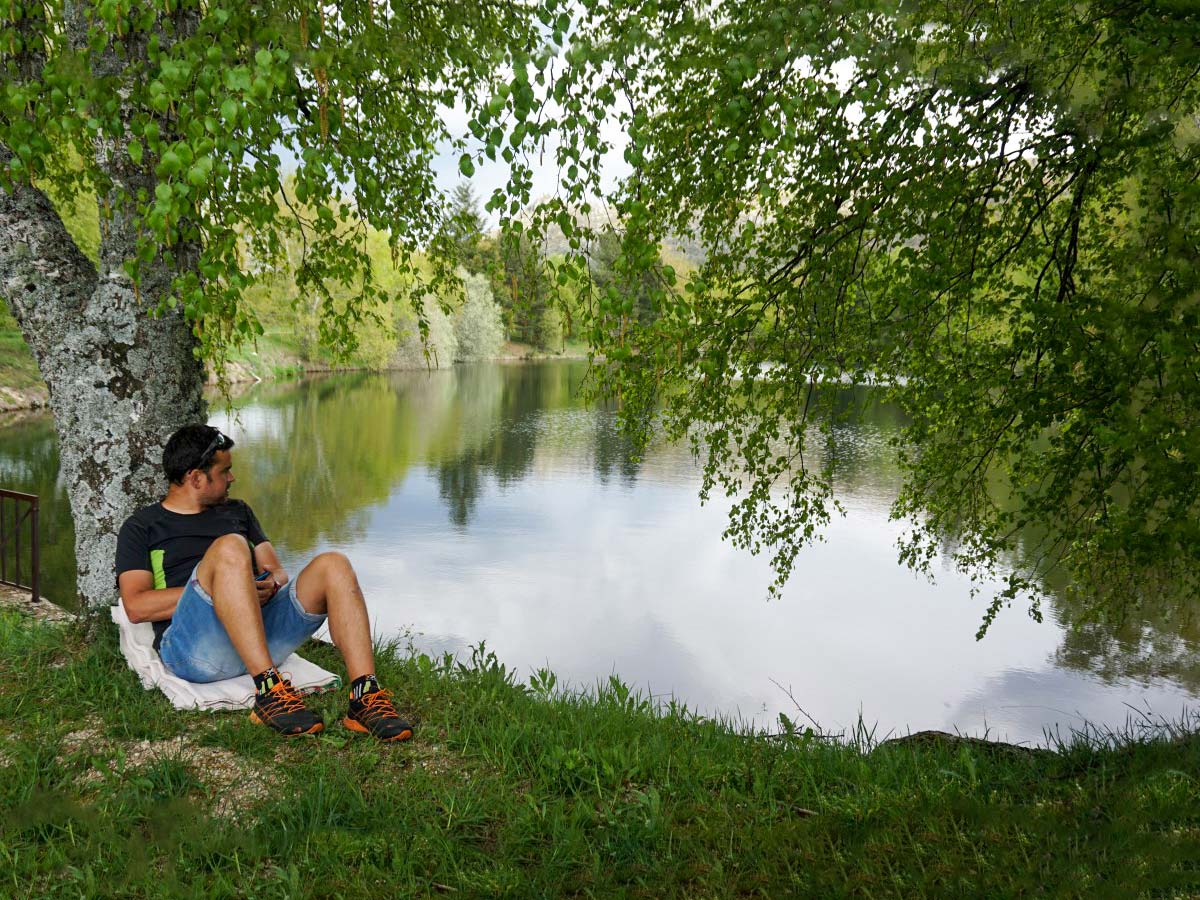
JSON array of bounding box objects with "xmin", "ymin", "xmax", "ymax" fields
[
  {"xmin": 0, "ymin": 146, "xmax": 205, "ymax": 610},
  {"xmin": 0, "ymin": 7, "xmax": 208, "ymax": 610}
]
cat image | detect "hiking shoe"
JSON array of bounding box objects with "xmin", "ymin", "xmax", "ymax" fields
[
  {"xmin": 344, "ymin": 689, "xmax": 414, "ymax": 742},
  {"xmin": 250, "ymin": 679, "xmax": 324, "ymax": 736}
]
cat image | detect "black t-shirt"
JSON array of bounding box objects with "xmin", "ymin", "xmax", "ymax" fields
[{"xmin": 115, "ymin": 500, "xmax": 269, "ymax": 650}]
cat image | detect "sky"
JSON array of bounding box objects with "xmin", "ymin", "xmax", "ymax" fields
[
  {"xmin": 427, "ymin": 98, "xmax": 633, "ymax": 231},
  {"xmin": 276, "ymin": 28, "xmax": 635, "ymax": 234}
]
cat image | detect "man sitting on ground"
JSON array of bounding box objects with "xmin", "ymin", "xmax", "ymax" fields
[{"xmin": 116, "ymin": 424, "xmax": 413, "ymax": 741}]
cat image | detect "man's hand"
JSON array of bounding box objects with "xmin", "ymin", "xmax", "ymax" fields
[{"xmin": 255, "ymin": 571, "xmax": 279, "ymax": 606}]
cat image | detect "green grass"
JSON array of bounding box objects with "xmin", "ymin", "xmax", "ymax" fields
[
  {"xmin": 0, "ymin": 305, "xmax": 44, "ymax": 392},
  {"xmin": 0, "ymin": 610, "xmax": 1197, "ymax": 898},
  {"xmin": 219, "ymin": 328, "xmax": 311, "ymax": 381}
]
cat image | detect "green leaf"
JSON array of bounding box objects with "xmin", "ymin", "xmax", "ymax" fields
[
  {"xmin": 459, "ymin": 154, "xmax": 475, "ymax": 177},
  {"xmin": 127, "ymin": 139, "xmax": 143, "ymax": 166},
  {"xmin": 158, "ymin": 150, "xmax": 182, "ymax": 175}
]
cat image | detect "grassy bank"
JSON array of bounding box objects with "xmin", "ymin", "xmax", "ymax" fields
[
  {"xmin": 0, "ymin": 610, "xmax": 1197, "ymax": 898},
  {"xmin": 0, "ymin": 305, "xmax": 46, "ymax": 394},
  {"xmin": 0, "ymin": 310, "xmax": 591, "ymax": 407},
  {"xmin": 217, "ymin": 331, "xmax": 593, "ymax": 383}
]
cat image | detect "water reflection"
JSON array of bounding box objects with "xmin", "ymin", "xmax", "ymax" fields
[
  {"xmin": 1052, "ymin": 597, "xmax": 1200, "ymax": 689},
  {"xmin": 2, "ymin": 361, "xmax": 1197, "ymax": 744}
]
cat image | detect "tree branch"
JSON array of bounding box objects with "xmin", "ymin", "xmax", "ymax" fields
[{"xmin": 0, "ymin": 143, "xmax": 98, "ymax": 361}]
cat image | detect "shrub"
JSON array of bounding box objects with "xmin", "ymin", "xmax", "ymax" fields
[
  {"xmin": 453, "ymin": 271, "xmax": 505, "ymax": 362},
  {"xmin": 392, "ymin": 295, "xmax": 458, "ymax": 369}
]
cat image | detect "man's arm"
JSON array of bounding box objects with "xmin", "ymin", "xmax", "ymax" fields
[
  {"xmin": 119, "ymin": 570, "xmax": 183, "ymax": 623},
  {"xmin": 253, "ymin": 541, "xmax": 289, "ymax": 588}
]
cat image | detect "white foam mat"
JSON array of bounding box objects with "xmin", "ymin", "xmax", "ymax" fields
[{"xmin": 111, "ymin": 603, "xmax": 341, "ymax": 711}]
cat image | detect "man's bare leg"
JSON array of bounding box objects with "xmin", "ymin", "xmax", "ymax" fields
[
  {"xmin": 195, "ymin": 533, "xmax": 273, "ymax": 675},
  {"xmin": 292, "ymin": 552, "xmax": 374, "ymax": 681},
  {"xmin": 293, "ymin": 552, "xmax": 413, "ymax": 741}
]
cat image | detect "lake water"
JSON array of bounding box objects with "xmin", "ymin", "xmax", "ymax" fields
[{"xmin": 2, "ymin": 361, "xmax": 1197, "ymax": 745}]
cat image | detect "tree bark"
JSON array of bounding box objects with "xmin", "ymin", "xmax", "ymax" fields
[{"xmin": 0, "ymin": 147, "xmax": 206, "ymax": 609}]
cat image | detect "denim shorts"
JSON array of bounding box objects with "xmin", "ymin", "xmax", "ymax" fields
[{"xmin": 159, "ymin": 565, "xmax": 327, "ymax": 683}]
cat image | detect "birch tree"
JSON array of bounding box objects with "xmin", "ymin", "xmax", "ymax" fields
[{"xmin": 0, "ymin": 0, "xmax": 552, "ymax": 608}]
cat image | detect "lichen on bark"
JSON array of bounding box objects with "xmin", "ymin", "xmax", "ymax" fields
[
  {"xmin": 0, "ymin": 5, "xmax": 206, "ymax": 609},
  {"xmin": 1, "ymin": 158, "xmax": 205, "ymax": 608}
]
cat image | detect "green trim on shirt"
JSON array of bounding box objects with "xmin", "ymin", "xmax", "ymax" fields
[{"xmin": 150, "ymin": 549, "xmax": 166, "ymax": 590}]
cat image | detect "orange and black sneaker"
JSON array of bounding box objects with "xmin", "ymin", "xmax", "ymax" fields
[
  {"xmin": 344, "ymin": 689, "xmax": 414, "ymax": 742},
  {"xmin": 250, "ymin": 679, "xmax": 324, "ymax": 736}
]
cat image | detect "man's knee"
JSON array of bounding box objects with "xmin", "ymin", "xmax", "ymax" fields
[
  {"xmin": 206, "ymin": 533, "xmax": 251, "ymax": 565},
  {"xmin": 294, "ymin": 551, "xmax": 362, "ymax": 617},
  {"xmin": 313, "ymin": 551, "xmax": 354, "ymax": 575}
]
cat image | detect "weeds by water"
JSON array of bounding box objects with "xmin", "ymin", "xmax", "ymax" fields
[{"xmin": 0, "ymin": 610, "xmax": 1196, "ymax": 898}]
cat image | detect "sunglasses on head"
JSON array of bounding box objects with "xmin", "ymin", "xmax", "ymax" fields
[{"xmin": 194, "ymin": 430, "xmax": 231, "ymax": 472}]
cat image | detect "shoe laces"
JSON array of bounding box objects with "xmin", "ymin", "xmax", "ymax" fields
[
  {"xmin": 264, "ymin": 679, "xmax": 305, "ymax": 714},
  {"xmin": 358, "ymin": 688, "xmax": 399, "ymax": 723}
]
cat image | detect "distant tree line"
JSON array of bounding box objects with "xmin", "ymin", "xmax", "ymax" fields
[{"xmin": 445, "ymin": 182, "xmax": 673, "ymax": 352}]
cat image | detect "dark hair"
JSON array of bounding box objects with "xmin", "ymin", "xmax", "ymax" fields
[{"xmin": 163, "ymin": 424, "xmax": 235, "ymax": 485}]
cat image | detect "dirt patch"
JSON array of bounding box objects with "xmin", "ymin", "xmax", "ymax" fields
[
  {"xmin": 204, "ymin": 360, "xmax": 262, "ymax": 386},
  {"xmin": 0, "ymin": 385, "xmax": 48, "ymax": 412},
  {"xmin": 59, "ymin": 717, "xmax": 277, "ymax": 821},
  {"xmin": 0, "ymin": 584, "xmax": 75, "ymax": 623},
  {"xmin": 408, "ymin": 738, "xmax": 467, "ymax": 778}
]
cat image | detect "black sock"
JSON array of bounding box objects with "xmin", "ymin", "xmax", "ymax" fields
[
  {"xmin": 254, "ymin": 667, "xmax": 284, "ymax": 696},
  {"xmin": 350, "ymin": 674, "xmax": 380, "ymax": 701}
]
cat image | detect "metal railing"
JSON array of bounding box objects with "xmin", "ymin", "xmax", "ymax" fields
[{"xmin": 0, "ymin": 489, "xmax": 39, "ymax": 603}]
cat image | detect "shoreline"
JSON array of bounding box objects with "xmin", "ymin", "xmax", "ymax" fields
[
  {"xmin": 0, "ymin": 351, "xmax": 594, "ymax": 414},
  {"xmin": 0, "ymin": 385, "xmax": 49, "ymax": 414}
]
